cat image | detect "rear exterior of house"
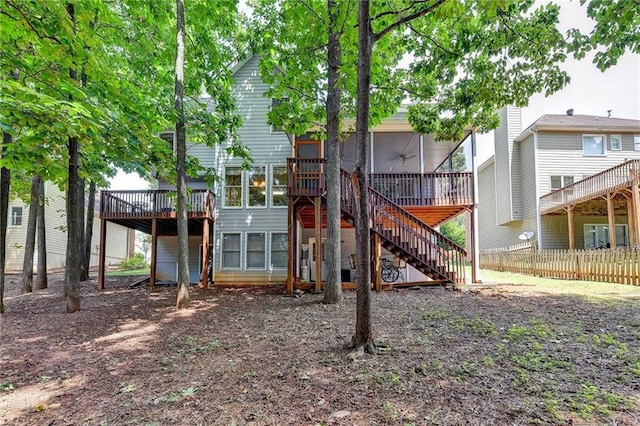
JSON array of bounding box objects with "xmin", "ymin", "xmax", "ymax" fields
[
  {"xmin": 98, "ymin": 55, "xmax": 476, "ymax": 289},
  {"xmin": 478, "ymin": 107, "xmax": 640, "ymax": 251},
  {"xmin": 5, "ymin": 181, "xmax": 132, "ymax": 272}
]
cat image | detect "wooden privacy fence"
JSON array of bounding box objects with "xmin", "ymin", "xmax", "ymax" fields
[{"xmin": 480, "ymin": 247, "xmax": 640, "ymax": 285}]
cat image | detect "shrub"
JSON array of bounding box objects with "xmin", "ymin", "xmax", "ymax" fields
[{"xmin": 120, "ymin": 253, "xmax": 148, "ymax": 270}]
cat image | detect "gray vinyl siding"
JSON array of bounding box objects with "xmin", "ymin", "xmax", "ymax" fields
[
  {"xmin": 537, "ymin": 132, "xmax": 640, "ymax": 195},
  {"xmin": 493, "ymin": 106, "xmax": 523, "ymax": 225},
  {"xmin": 478, "ymin": 154, "xmax": 537, "ymax": 251},
  {"xmin": 215, "ymin": 56, "xmax": 290, "ymax": 283}
]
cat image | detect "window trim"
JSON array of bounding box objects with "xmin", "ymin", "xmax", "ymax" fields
[
  {"xmin": 583, "ymin": 223, "xmax": 628, "ymax": 249},
  {"xmin": 222, "ymin": 165, "xmax": 244, "ymax": 209},
  {"xmin": 634, "ymin": 135, "xmax": 640, "ymax": 151},
  {"xmin": 247, "ymin": 165, "xmax": 268, "ymax": 209},
  {"xmin": 9, "ymin": 206, "xmax": 23, "ymax": 227},
  {"xmin": 610, "ymin": 134, "xmax": 622, "ymax": 151},
  {"xmin": 245, "ymin": 232, "xmax": 266, "ymax": 270},
  {"xmin": 550, "ymin": 175, "xmax": 574, "ymax": 191},
  {"xmin": 582, "ymin": 134, "xmax": 606, "ymax": 156},
  {"xmin": 220, "ymin": 232, "xmax": 242, "ymax": 270},
  {"xmin": 270, "ymin": 164, "xmax": 288, "ymax": 208},
  {"xmin": 269, "ymin": 232, "xmax": 288, "ymax": 270}
]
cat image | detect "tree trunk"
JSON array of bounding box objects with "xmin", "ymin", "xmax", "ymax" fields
[
  {"xmin": 174, "ymin": 0, "xmax": 190, "ymax": 309},
  {"xmin": 323, "ymin": 0, "xmax": 343, "ymax": 304},
  {"xmin": 352, "ymin": 0, "xmax": 375, "ymax": 355},
  {"xmin": 81, "ymin": 180, "xmax": 95, "ymax": 281},
  {"xmin": 64, "ymin": 2, "xmax": 82, "ymax": 313},
  {"xmin": 0, "ymin": 132, "xmax": 11, "ymax": 314},
  {"xmin": 77, "ymin": 178, "xmax": 86, "ymax": 281},
  {"xmin": 34, "ymin": 176, "xmax": 47, "ymax": 290},
  {"xmin": 20, "ymin": 175, "xmax": 41, "ymax": 293}
]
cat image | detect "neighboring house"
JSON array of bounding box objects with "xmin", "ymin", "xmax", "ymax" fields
[
  {"xmin": 5, "ymin": 181, "xmax": 133, "ymax": 272},
  {"xmin": 98, "ymin": 55, "xmax": 476, "ymax": 290},
  {"xmin": 478, "ymin": 106, "xmax": 640, "ymax": 251}
]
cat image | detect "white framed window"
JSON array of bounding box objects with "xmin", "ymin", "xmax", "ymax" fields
[
  {"xmin": 271, "ymin": 165, "xmax": 287, "ymax": 207},
  {"xmin": 221, "ymin": 233, "xmax": 241, "ymax": 269},
  {"xmin": 550, "ymin": 175, "xmax": 574, "ymax": 191},
  {"xmin": 634, "ymin": 135, "xmax": 640, "ymax": 151},
  {"xmin": 223, "ymin": 166, "xmax": 243, "ymax": 208},
  {"xmin": 247, "ymin": 166, "xmax": 267, "ymax": 208},
  {"xmin": 246, "ymin": 232, "xmax": 266, "ymax": 269},
  {"xmin": 584, "ymin": 224, "xmax": 628, "ymax": 249},
  {"xmin": 582, "ymin": 134, "xmax": 606, "ymax": 156},
  {"xmin": 10, "ymin": 206, "xmax": 23, "ymax": 227},
  {"xmin": 610, "ymin": 134, "xmax": 622, "ymax": 151},
  {"xmin": 270, "ymin": 232, "xmax": 288, "ymax": 269}
]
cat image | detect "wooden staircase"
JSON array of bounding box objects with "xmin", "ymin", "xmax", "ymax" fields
[{"xmin": 338, "ymin": 169, "xmax": 466, "ymax": 285}]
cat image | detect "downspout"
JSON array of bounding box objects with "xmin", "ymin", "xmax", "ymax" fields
[{"xmin": 532, "ymin": 129, "xmax": 542, "ymax": 250}]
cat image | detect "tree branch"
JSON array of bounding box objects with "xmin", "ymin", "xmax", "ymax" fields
[
  {"xmin": 373, "ymin": 0, "xmax": 448, "ymax": 42},
  {"xmin": 407, "ymin": 23, "xmax": 463, "ymax": 59}
]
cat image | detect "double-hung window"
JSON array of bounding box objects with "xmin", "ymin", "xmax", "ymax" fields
[
  {"xmin": 221, "ymin": 233, "xmax": 241, "ymax": 269},
  {"xmin": 10, "ymin": 206, "xmax": 23, "ymax": 227},
  {"xmin": 270, "ymin": 232, "xmax": 287, "ymax": 269},
  {"xmin": 582, "ymin": 135, "xmax": 606, "ymax": 156},
  {"xmin": 246, "ymin": 232, "xmax": 266, "ymax": 269},
  {"xmin": 610, "ymin": 134, "xmax": 622, "ymax": 151},
  {"xmin": 248, "ymin": 166, "xmax": 266, "ymax": 207},
  {"xmin": 224, "ymin": 167, "xmax": 243, "ymax": 207},
  {"xmin": 634, "ymin": 135, "xmax": 640, "ymax": 151},
  {"xmin": 271, "ymin": 165, "xmax": 287, "ymax": 207},
  {"xmin": 550, "ymin": 175, "xmax": 574, "ymax": 191}
]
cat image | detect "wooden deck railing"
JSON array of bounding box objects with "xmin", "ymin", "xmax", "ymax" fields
[
  {"xmin": 480, "ymin": 247, "xmax": 640, "ymax": 286},
  {"xmin": 101, "ymin": 189, "xmax": 215, "ymax": 219},
  {"xmin": 540, "ymin": 159, "xmax": 640, "ymax": 215},
  {"xmin": 287, "ymin": 158, "xmax": 473, "ymax": 206},
  {"xmin": 339, "ymin": 170, "xmax": 466, "ymax": 284}
]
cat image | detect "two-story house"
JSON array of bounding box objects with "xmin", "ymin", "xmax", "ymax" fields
[
  {"xmin": 97, "ymin": 56, "xmax": 475, "ymax": 291},
  {"xmin": 478, "ymin": 106, "xmax": 640, "ymax": 251},
  {"xmin": 6, "ymin": 181, "xmax": 133, "ymax": 272}
]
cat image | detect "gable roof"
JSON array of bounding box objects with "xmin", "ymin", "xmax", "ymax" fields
[{"xmin": 515, "ymin": 114, "xmax": 640, "ymax": 141}]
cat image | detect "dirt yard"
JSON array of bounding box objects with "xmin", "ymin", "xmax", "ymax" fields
[{"xmin": 1, "ymin": 273, "xmax": 639, "ymax": 425}]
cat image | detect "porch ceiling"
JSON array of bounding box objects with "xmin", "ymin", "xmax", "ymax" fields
[{"xmin": 542, "ymin": 192, "xmax": 630, "ymax": 216}]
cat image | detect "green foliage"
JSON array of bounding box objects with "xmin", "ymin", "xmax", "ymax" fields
[
  {"xmin": 119, "ymin": 253, "xmax": 147, "ymax": 271},
  {"xmin": 439, "ymin": 217, "xmax": 466, "ymax": 248},
  {"xmin": 570, "ymin": 0, "xmax": 640, "ymax": 70}
]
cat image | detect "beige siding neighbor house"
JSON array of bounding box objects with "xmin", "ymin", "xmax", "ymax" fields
[
  {"xmin": 5, "ymin": 181, "xmax": 133, "ymax": 272},
  {"xmin": 478, "ymin": 107, "xmax": 640, "ymax": 251}
]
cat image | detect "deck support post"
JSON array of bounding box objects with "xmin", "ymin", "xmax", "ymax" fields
[
  {"xmin": 567, "ymin": 206, "xmax": 575, "ymax": 250},
  {"xmin": 98, "ymin": 218, "xmax": 106, "ymax": 290},
  {"xmin": 632, "ymin": 179, "xmax": 640, "ymax": 247},
  {"xmin": 373, "ymin": 233, "xmax": 381, "ymax": 292},
  {"xmin": 314, "ymin": 196, "xmax": 322, "ymax": 293},
  {"xmin": 150, "ymin": 218, "xmax": 157, "ymax": 288},
  {"xmin": 607, "ymin": 193, "xmax": 616, "ymax": 248},
  {"xmin": 286, "ymin": 201, "xmax": 295, "ymax": 294},
  {"xmin": 201, "ymin": 218, "xmax": 210, "ymax": 288}
]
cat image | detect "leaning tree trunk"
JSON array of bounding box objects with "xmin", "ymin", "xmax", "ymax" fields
[
  {"xmin": 20, "ymin": 175, "xmax": 41, "ymax": 293},
  {"xmin": 323, "ymin": 0, "xmax": 344, "ymax": 304},
  {"xmin": 64, "ymin": 2, "xmax": 82, "ymax": 313},
  {"xmin": 34, "ymin": 175, "xmax": 47, "ymax": 290},
  {"xmin": 352, "ymin": 0, "xmax": 376, "ymax": 355},
  {"xmin": 81, "ymin": 180, "xmax": 95, "ymax": 281},
  {"xmin": 174, "ymin": 0, "xmax": 190, "ymax": 309},
  {"xmin": 0, "ymin": 132, "xmax": 11, "ymax": 314}
]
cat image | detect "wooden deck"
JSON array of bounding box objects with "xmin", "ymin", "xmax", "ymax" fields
[
  {"xmin": 540, "ymin": 159, "xmax": 640, "ymax": 216},
  {"xmin": 100, "ymin": 189, "xmax": 215, "ymax": 235}
]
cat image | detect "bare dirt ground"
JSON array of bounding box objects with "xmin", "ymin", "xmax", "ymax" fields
[{"xmin": 1, "ymin": 273, "xmax": 639, "ymax": 426}]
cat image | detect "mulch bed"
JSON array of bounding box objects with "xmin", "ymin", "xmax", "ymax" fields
[{"xmin": 1, "ymin": 273, "xmax": 639, "ymax": 425}]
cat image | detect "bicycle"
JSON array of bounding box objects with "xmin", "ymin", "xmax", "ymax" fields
[{"xmin": 381, "ymin": 257, "xmax": 400, "ymax": 283}]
